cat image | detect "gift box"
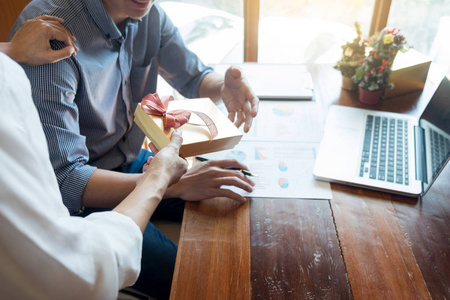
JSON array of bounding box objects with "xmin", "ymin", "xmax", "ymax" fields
[
  {"xmin": 134, "ymin": 98, "xmax": 243, "ymax": 158},
  {"xmin": 384, "ymin": 49, "xmax": 432, "ymax": 99}
]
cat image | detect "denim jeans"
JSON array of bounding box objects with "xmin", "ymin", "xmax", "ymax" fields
[{"xmin": 82, "ymin": 149, "xmax": 185, "ymax": 299}]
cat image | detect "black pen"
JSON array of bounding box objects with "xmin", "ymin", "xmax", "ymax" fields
[{"xmin": 195, "ymin": 156, "xmax": 257, "ymax": 177}]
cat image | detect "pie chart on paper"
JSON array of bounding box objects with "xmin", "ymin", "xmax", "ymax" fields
[
  {"xmin": 278, "ymin": 177, "xmax": 289, "ymax": 189},
  {"xmin": 225, "ymin": 150, "xmax": 247, "ymax": 162},
  {"xmin": 279, "ymin": 161, "xmax": 288, "ymax": 171}
]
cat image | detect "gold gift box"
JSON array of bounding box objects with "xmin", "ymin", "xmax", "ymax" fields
[
  {"xmin": 134, "ymin": 98, "xmax": 243, "ymax": 158},
  {"xmin": 384, "ymin": 49, "xmax": 432, "ymax": 99}
]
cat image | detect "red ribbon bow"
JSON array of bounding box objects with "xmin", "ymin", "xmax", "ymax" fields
[{"xmin": 140, "ymin": 93, "xmax": 218, "ymax": 141}]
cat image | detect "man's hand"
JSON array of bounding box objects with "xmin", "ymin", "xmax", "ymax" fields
[
  {"xmin": 7, "ymin": 15, "xmax": 79, "ymax": 65},
  {"xmin": 166, "ymin": 158, "xmax": 255, "ymax": 203},
  {"xmin": 221, "ymin": 66, "xmax": 259, "ymax": 133}
]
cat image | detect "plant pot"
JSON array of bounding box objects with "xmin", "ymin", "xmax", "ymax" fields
[
  {"xmin": 358, "ymin": 87, "xmax": 384, "ymax": 105},
  {"xmin": 341, "ymin": 76, "xmax": 358, "ymax": 91}
]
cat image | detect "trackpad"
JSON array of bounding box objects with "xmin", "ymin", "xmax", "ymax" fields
[{"xmin": 315, "ymin": 127, "xmax": 359, "ymax": 178}]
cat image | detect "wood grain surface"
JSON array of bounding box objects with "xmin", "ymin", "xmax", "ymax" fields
[
  {"xmin": 393, "ymin": 164, "xmax": 450, "ymax": 299},
  {"xmin": 250, "ymin": 198, "xmax": 350, "ymax": 299},
  {"xmin": 171, "ymin": 64, "xmax": 450, "ymax": 299},
  {"xmin": 170, "ymin": 198, "xmax": 251, "ymax": 300},
  {"xmin": 330, "ymin": 184, "xmax": 431, "ymax": 299}
]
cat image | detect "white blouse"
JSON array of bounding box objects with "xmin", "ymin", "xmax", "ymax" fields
[{"xmin": 0, "ymin": 52, "xmax": 142, "ymax": 299}]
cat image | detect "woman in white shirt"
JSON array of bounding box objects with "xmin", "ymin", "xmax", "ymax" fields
[{"xmin": 0, "ymin": 16, "xmax": 187, "ymax": 299}]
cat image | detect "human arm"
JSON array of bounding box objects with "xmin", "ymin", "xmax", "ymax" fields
[
  {"xmin": 113, "ymin": 130, "xmax": 188, "ymax": 232},
  {"xmin": 83, "ymin": 153, "xmax": 255, "ymax": 205},
  {"xmin": 0, "ymin": 52, "xmax": 188, "ymax": 298},
  {"xmin": 14, "ymin": 4, "xmax": 252, "ymax": 211},
  {"xmin": 153, "ymin": 4, "xmax": 258, "ymax": 133},
  {"xmin": 0, "ymin": 52, "xmax": 141, "ymax": 298},
  {"xmin": 0, "ymin": 15, "xmax": 78, "ymax": 65},
  {"xmin": 146, "ymin": 142, "xmax": 255, "ymax": 203},
  {"xmin": 0, "ymin": 108, "xmax": 140, "ymax": 299},
  {"xmin": 153, "ymin": 3, "xmax": 259, "ymax": 132},
  {"xmin": 164, "ymin": 158, "xmax": 255, "ymax": 203}
]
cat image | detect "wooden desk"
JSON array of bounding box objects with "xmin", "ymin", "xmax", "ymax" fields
[{"xmin": 170, "ymin": 64, "xmax": 450, "ymax": 299}]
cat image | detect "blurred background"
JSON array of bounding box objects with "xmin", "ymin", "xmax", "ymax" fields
[{"xmin": 159, "ymin": 0, "xmax": 450, "ymax": 65}]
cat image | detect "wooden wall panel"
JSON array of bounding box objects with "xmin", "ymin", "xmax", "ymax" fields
[{"xmin": 0, "ymin": 0, "xmax": 31, "ymax": 42}]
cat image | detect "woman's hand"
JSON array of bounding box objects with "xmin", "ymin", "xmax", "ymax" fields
[
  {"xmin": 138, "ymin": 130, "xmax": 188, "ymax": 188},
  {"xmin": 7, "ymin": 15, "xmax": 78, "ymax": 65}
]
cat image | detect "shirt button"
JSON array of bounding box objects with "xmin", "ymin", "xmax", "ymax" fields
[{"xmin": 124, "ymin": 80, "xmax": 128, "ymax": 86}]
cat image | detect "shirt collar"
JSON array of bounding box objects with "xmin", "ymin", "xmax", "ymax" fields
[{"xmin": 82, "ymin": 0, "xmax": 140, "ymax": 41}]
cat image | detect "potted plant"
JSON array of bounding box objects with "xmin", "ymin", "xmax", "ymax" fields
[
  {"xmin": 334, "ymin": 22, "xmax": 366, "ymax": 91},
  {"xmin": 353, "ymin": 28, "xmax": 407, "ymax": 104}
]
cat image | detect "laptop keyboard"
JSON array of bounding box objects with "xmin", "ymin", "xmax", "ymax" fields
[
  {"xmin": 429, "ymin": 127, "xmax": 450, "ymax": 178},
  {"xmin": 360, "ymin": 115, "xmax": 409, "ymax": 185}
]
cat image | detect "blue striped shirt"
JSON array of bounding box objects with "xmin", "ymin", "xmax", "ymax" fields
[{"xmin": 11, "ymin": 0, "xmax": 213, "ymax": 213}]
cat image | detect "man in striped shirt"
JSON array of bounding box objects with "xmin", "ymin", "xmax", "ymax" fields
[{"xmin": 11, "ymin": 0, "xmax": 258, "ymax": 298}]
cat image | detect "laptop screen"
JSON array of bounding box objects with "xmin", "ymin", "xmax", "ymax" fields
[{"xmin": 419, "ymin": 73, "xmax": 450, "ymax": 193}]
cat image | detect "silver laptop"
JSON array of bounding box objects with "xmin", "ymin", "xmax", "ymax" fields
[{"xmin": 313, "ymin": 74, "xmax": 450, "ymax": 197}]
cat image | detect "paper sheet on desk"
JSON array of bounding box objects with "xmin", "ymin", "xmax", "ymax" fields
[
  {"xmin": 201, "ymin": 141, "xmax": 332, "ymax": 200},
  {"xmin": 241, "ymin": 101, "xmax": 324, "ymax": 143}
]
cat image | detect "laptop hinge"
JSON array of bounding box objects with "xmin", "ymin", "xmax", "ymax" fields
[{"xmin": 414, "ymin": 125, "xmax": 427, "ymax": 182}]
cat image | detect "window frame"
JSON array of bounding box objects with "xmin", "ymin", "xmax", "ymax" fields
[{"xmin": 244, "ymin": 0, "xmax": 259, "ymax": 62}]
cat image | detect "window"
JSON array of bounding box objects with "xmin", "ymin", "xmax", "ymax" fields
[
  {"xmin": 157, "ymin": 0, "xmax": 450, "ymax": 97},
  {"xmin": 158, "ymin": 0, "xmax": 244, "ymax": 96},
  {"xmin": 387, "ymin": 0, "xmax": 450, "ymax": 65},
  {"xmin": 159, "ymin": 0, "xmax": 244, "ymax": 65},
  {"xmin": 258, "ymin": 0, "xmax": 376, "ymax": 63}
]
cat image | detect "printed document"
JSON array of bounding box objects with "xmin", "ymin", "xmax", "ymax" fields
[{"xmin": 201, "ymin": 140, "xmax": 332, "ymax": 199}]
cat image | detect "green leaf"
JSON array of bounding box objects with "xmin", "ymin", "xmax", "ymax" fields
[{"xmin": 355, "ymin": 67, "xmax": 365, "ymax": 80}]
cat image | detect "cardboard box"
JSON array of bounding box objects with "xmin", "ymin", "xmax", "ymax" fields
[
  {"xmin": 384, "ymin": 49, "xmax": 432, "ymax": 99},
  {"xmin": 134, "ymin": 98, "xmax": 243, "ymax": 158}
]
